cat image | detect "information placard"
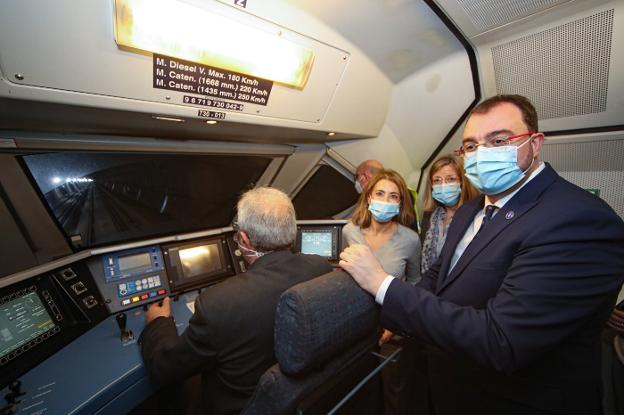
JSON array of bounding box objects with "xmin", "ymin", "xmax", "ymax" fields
[{"xmin": 153, "ymin": 54, "xmax": 273, "ymax": 106}]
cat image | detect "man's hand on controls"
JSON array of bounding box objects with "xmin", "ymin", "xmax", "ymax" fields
[
  {"xmin": 339, "ymin": 244, "xmax": 388, "ymax": 296},
  {"xmin": 145, "ymin": 296, "xmax": 171, "ymax": 323}
]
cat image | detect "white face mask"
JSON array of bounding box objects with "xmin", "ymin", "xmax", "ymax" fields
[
  {"xmin": 234, "ymin": 231, "xmax": 269, "ymax": 258},
  {"xmin": 355, "ymin": 180, "xmax": 363, "ymax": 194}
]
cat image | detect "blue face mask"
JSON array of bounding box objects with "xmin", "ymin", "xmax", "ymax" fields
[
  {"xmin": 464, "ymin": 141, "xmax": 533, "ymax": 195},
  {"xmin": 368, "ymin": 200, "xmax": 400, "ymax": 223},
  {"xmin": 432, "ymin": 183, "xmax": 461, "ymax": 206},
  {"xmin": 354, "ymin": 180, "xmax": 363, "ymax": 194}
]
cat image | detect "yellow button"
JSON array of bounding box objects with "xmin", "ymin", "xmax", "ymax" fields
[{"xmin": 132, "ymin": 296, "xmax": 140, "ymax": 303}]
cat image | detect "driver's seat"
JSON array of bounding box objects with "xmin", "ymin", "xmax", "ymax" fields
[{"xmin": 241, "ymin": 270, "xmax": 382, "ymax": 415}]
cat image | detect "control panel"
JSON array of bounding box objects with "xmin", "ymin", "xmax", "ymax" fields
[
  {"xmin": 0, "ymin": 273, "xmax": 98, "ymax": 390},
  {"xmin": 0, "ymin": 221, "xmax": 347, "ymax": 412},
  {"xmin": 225, "ymin": 234, "xmax": 247, "ymax": 274},
  {"xmin": 91, "ymin": 245, "xmax": 171, "ymax": 313},
  {"xmin": 51, "ymin": 262, "xmax": 107, "ymax": 322},
  {"xmin": 0, "ymin": 286, "xmax": 61, "ymax": 367}
]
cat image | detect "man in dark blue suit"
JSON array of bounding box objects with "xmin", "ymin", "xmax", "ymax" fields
[{"xmin": 341, "ymin": 95, "xmax": 624, "ymax": 415}]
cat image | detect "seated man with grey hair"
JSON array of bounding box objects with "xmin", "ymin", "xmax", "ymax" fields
[{"xmin": 140, "ymin": 187, "xmax": 332, "ymax": 415}]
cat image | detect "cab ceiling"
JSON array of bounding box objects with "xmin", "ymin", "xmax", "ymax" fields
[
  {"xmin": 0, "ymin": 0, "xmax": 466, "ymax": 145},
  {"xmin": 287, "ymin": 0, "xmax": 463, "ymax": 83}
]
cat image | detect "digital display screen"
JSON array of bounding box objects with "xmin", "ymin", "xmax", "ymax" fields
[
  {"xmin": 179, "ymin": 244, "xmax": 222, "ymax": 279},
  {"xmin": 301, "ymin": 231, "xmax": 334, "ymax": 257},
  {"xmin": 118, "ymin": 252, "xmax": 151, "ymax": 273},
  {"xmin": 0, "ymin": 292, "xmax": 56, "ymax": 359}
]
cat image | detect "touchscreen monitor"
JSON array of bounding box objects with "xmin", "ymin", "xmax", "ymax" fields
[
  {"xmin": 295, "ymin": 226, "xmax": 341, "ymax": 261},
  {"xmin": 178, "ymin": 244, "xmax": 223, "ymax": 279},
  {"xmin": 163, "ymin": 237, "xmax": 233, "ymax": 293},
  {"xmin": 300, "ymin": 230, "xmax": 334, "ymax": 257},
  {"xmin": 0, "ymin": 292, "xmax": 56, "ymax": 360}
]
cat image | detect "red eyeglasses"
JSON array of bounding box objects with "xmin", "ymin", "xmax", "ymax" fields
[{"xmin": 454, "ymin": 132, "xmax": 537, "ymax": 155}]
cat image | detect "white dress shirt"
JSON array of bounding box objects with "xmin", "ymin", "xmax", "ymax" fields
[{"xmin": 375, "ymin": 162, "xmax": 545, "ymax": 305}]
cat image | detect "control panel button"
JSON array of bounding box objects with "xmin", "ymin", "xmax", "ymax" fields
[
  {"xmin": 131, "ymin": 296, "xmax": 140, "ymax": 303},
  {"xmin": 140, "ymin": 294, "xmax": 148, "ymax": 300},
  {"xmin": 121, "ymin": 299, "xmax": 131, "ymax": 306},
  {"xmin": 70, "ymin": 281, "xmax": 88, "ymax": 295},
  {"xmin": 82, "ymin": 296, "xmax": 98, "ymax": 309},
  {"xmin": 157, "ymin": 289, "xmax": 166, "ymax": 295},
  {"xmin": 60, "ymin": 268, "xmax": 77, "ymax": 281},
  {"xmin": 149, "ymin": 292, "xmax": 157, "ymax": 298}
]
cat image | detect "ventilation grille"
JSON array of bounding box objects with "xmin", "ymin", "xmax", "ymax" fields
[
  {"xmin": 458, "ymin": 0, "xmax": 564, "ymax": 31},
  {"xmin": 541, "ymin": 136, "xmax": 624, "ymax": 219},
  {"xmin": 492, "ymin": 9, "xmax": 614, "ymax": 120}
]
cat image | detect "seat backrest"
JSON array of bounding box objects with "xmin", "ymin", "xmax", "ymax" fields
[{"xmin": 241, "ymin": 270, "xmax": 379, "ymax": 415}]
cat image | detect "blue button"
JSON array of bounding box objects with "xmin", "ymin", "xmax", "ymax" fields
[{"xmin": 149, "ymin": 292, "xmax": 157, "ymax": 298}]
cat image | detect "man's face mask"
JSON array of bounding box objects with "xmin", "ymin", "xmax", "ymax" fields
[
  {"xmin": 463, "ymin": 138, "xmax": 534, "ymax": 195},
  {"xmin": 355, "ymin": 179, "xmax": 363, "ymax": 194},
  {"xmin": 234, "ymin": 231, "xmax": 268, "ymax": 259}
]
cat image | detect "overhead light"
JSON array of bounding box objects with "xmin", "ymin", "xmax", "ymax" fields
[
  {"xmin": 205, "ymin": 120, "xmax": 218, "ymax": 125},
  {"xmin": 327, "ymin": 132, "xmax": 336, "ymax": 136},
  {"xmin": 114, "ymin": 0, "xmax": 314, "ymax": 89},
  {"xmin": 152, "ymin": 115, "xmax": 184, "ymax": 123}
]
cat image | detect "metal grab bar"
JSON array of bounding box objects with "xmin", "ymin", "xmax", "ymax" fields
[{"xmin": 326, "ymin": 346, "xmax": 403, "ymax": 415}]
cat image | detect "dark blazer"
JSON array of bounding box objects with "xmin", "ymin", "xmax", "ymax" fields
[
  {"xmin": 380, "ymin": 163, "xmax": 624, "ymax": 415},
  {"xmin": 139, "ymin": 250, "xmax": 333, "ymax": 415}
]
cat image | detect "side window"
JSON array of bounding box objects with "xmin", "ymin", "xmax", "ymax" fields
[{"xmin": 293, "ymin": 164, "xmax": 359, "ymax": 219}]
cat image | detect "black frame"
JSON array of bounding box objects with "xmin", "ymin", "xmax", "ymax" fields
[
  {"xmin": 162, "ymin": 236, "xmax": 235, "ymax": 294},
  {"xmin": 294, "ymin": 225, "xmax": 342, "ymax": 262},
  {"xmin": 17, "ymin": 151, "xmax": 273, "ymax": 252},
  {"xmin": 0, "ymin": 274, "xmax": 86, "ymax": 389},
  {"xmin": 417, "ymin": 0, "xmax": 482, "ymax": 193}
]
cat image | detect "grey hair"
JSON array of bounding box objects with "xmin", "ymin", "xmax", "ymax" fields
[{"xmin": 236, "ymin": 187, "xmax": 297, "ymax": 252}]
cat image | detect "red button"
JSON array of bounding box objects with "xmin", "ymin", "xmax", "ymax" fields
[
  {"xmin": 140, "ymin": 294, "xmax": 148, "ymax": 300},
  {"xmin": 158, "ymin": 289, "xmax": 166, "ymax": 295}
]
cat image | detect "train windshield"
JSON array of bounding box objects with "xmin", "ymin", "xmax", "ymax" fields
[{"xmin": 21, "ymin": 152, "xmax": 271, "ymax": 248}]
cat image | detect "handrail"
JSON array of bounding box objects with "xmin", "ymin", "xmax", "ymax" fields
[{"xmin": 325, "ymin": 347, "xmax": 403, "ymax": 415}]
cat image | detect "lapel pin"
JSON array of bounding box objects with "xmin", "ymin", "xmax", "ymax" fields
[{"xmin": 505, "ymin": 211, "xmax": 515, "ymax": 220}]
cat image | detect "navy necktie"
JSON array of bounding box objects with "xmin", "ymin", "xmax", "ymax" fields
[{"xmin": 477, "ymin": 204, "xmax": 498, "ymax": 235}]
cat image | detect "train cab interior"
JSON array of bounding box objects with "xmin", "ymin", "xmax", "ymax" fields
[{"xmin": 1, "ymin": 0, "xmax": 623, "ymax": 414}]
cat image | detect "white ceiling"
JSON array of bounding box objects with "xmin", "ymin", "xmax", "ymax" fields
[{"xmin": 286, "ymin": 0, "xmax": 464, "ymax": 83}]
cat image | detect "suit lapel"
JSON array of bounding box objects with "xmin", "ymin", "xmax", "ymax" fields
[
  {"xmin": 435, "ymin": 163, "xmax": 559, "ymax": 294},
  {"xmin": 435, "ymin": 197, "xmax": 482, "ymax": 285},
  {"xmin": 436, "ymin": 199, "xmax": 538, "ymax": 293}
]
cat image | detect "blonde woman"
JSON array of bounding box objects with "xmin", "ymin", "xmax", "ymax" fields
[{"xmin": 420, "ymin": 155, "xmax": 479, "ymax": 273}]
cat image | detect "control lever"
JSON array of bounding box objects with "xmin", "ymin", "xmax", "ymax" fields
[
  {"xmin": 2, "ymin": 380, "xmax": 25, "ymax": 414},
  {"xmin": 116, "ymin": 312, "xmax": 134, "ymax": 342}
]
